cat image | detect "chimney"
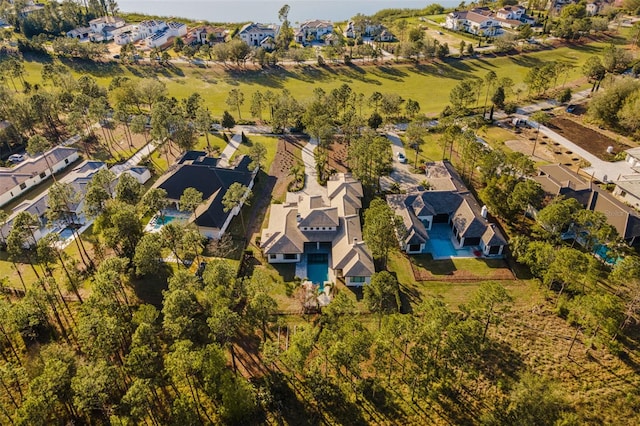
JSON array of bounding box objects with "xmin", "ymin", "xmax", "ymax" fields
[
  {"xmin": 481, "ymin": 205, "xmax": 488, "ymax": 219},
  {"xmin": 296, "ymin": 213, "xmax": 301, "ymax": 222}
]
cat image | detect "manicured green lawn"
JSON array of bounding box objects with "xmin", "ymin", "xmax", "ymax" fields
[
  {"xmin": 387, "ymin": 251, "xmax": 539, "ymax": 312},
  {"xmin": 401, "ymin": 131, "xmax": 445, "ymax": 165},
  {"xmin": 479, "ymin": 126, "xmax": 518, "ymax": 151},
  {"xmin": 230, "ymin": 134, "xmax": 279, "ymax": 171}
]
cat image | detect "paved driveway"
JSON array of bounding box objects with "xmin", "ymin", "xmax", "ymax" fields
[
  {"xmin": 381, "ymin": 132, "xmax": 424, "ymax": 191},
  {"xmin": 298, "ymin": 138, "xmax": 327, "ymax": 199}
]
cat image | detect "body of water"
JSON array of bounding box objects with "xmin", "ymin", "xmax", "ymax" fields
[{"xmin": 116, "ymin": 0, "xmax": 458, "ymax": 24}]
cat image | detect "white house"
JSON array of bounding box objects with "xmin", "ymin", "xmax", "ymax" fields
[
  {"xmin": 386, "ymin": 161, "xmax": 507, "ymax": 258},
  {"xmin": 295, "ymin": 20, "xmax": 333, "ymax": 45},
  {"xmin": 192, "ymin": 26, "xmax": 227, "ymax": 45},
  {"xmin": 145, "ymin": 21, "xmax": 187, "ymax": 48},
  {"xmin": 261, "ymin": 174, "xmax": 375, "ymax": 287},
  {"xmin": 445, "ymin": 6, "xmax": 534, "ymax": 35},
  {"xmin": 123, "ymin": 167, "xmax": 151, "ymax": 184},
  {"xmin": 376, "ymin": 29, "xmax": 395, "ymax": 42},
  {"xmin": 89, "ymin": 16, "xmax": 125, "ymax": 34},
  {"xmin": 0, "ymin": 161, "xmax": 107, "ymax": 245},
  {"xmin": 614, "ymin": 175, "xmax": 640, "ymax": 210},
  {"xmin": 0, "ymin": 147, "xmax": 79, "ymax": 207},
  {"xmin": 66, "ymin": 26, "xmax": 91, "ymax": 40},
  {"xmin": 154, "ymin": 151, "xmax": 257, "ymax": 239},
  {"xmin": 238, "ymin": 23, "xmax": 278, "ymax": 47},
  {"xmin": 136, "ymin": 20, "xmax": 168, "ymax": 40},
  {"xmin": 625, "ymin": 147, "xmax": 640, "ymax": 169},
  {"xmin": 445, "ymin": 8, "xmax": 504, "ymax": 36},
  {"xmin": 343, "ymin": 19, "xmax": 384, "ymax": 38},
  {"xmin": 586, "ymin": 2, "xmax": 601, "ymax": 15},
  {"xmin": 67, "ymin": 16, "xmax": 135, "ymax": 43}
]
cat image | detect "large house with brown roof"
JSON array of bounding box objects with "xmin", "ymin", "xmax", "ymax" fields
[
  {"xmin": 261, "ymin": 174, "xmax": 375, "ymax": 287},
  {"xmin": 0, "ymin": 146, "xmax": 78, "ymax": 207},
  {"xmin": 387, "ymin": 161, "xmax": 507, "ymax": 258},
  {"xmin": 533, "ymin": 164, "xmax": 640, "ymax": 246}
]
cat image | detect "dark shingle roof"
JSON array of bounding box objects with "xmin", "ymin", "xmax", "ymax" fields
[{"xmin": 157, "ymin": 152, "xmax": 254, "ymax": 230}]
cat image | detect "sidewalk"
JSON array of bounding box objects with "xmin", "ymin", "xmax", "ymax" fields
[
  {"xmin": 298, "ymin": 138, "xmax": 326, "ymax": 198},
  {"xmin": 110, "ymin": 140, "xmax": 159, "ymax": 176},
  {"xmin": 217, "ymin": 133, "xmax": 242, "ymax": 168}
]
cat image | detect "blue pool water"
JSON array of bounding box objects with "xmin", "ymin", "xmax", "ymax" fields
[
  {"xmin": 58, "ymin": 227, "xmax": 74, "ymax": 240},
  {"xmin": 307, "ymin": 253, "xmax": 329, "ymax": 290},
  {"xmin": 150, "ymin": 215, "xmax": 177, "ymax": 230},
  {"xmin": 593, "ymin": 244, "xmax": 621, "ymax": 265},
  {"xmin": 424, "ymin": 224, "xmax": 477, "ymax": 259}
]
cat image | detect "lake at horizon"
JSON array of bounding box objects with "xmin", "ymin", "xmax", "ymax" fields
[{"xmin": 116, "ymin": 0, "xmax": 459, "ymax": 24}]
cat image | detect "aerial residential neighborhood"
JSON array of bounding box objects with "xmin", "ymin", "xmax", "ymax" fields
[{"xmin": 1, "ymin": 0, "xmax": 640, "ymax": 424}]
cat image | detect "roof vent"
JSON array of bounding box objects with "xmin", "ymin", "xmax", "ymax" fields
[{"xmin": 481, "ymin": 205, "xmax": 488, "ymax": 219}]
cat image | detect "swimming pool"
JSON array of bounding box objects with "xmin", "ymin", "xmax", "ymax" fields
[
  {"xmin": 58, "ymin": 227, "xmax": 75, "ymax": 240},
  {"xmin": 307, "ymin": 253, "xmax": 329, "ymax": 291},
  {"xmin": 148, "ymin": 215, "xmax": 177, "ymax": 230},
  {"xmin": 424, "ymin": 224, "xmax": 477, "ymax": 259}
]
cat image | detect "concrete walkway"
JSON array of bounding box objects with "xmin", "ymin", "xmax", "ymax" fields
[
  {"xmin": 298, "ymin": 137, "xmax": 326, "ymax": 198},
  {"xmin": 217, "ymin": 133, "xmax": 242, "ymax": 168},
  {"xmin": 110, "ymin": 140, "xmax": 160, "ymax": 176}
]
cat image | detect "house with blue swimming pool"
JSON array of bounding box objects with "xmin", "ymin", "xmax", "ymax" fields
[
  {"xmin": 1, "ymin": 160, "xmax": 150, "ymax": 247},
  {"xmin": 260, "ymin": 173, "xmax": 375, "ymax": 287},
  {"xmin": 387, "ymin": 161, "xmax": 507, "ymax": 259},
  {"xmin": 153, "ymin": 151, "xmax": 257, "ymax": 239}
]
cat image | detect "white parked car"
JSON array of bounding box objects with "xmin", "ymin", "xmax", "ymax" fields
[
  {"xmin": 396, "ymin": 152, "xmax": 407, "ymax": 163},
  {"xmin": 8, "ymin": 154, "xmax": 26, "ymax": 163}
]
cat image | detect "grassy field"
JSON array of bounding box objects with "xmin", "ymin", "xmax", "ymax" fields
[
  {"xmin": 229, "ymin": 134, "xmax": 280, "ymax": 171},
  {"xmin": 21, "ymin": 40, "xmax": 613, "ymax": 119}
]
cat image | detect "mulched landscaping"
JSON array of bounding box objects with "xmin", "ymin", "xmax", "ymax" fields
[
  {"xmin": 327, "ymin": 139, "xmax": 349, "ymax": 173},
  {"xmin": 549, "ymin": 117, "xmax": 632, "ymax": 161},
  {"xmin": 269, "ymin": 136, "xmax": 306, "ymax": 201}
]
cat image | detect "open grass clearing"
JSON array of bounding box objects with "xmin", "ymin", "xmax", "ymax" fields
[{"xmin": 21, "ymin": 41, "xmax": 613, "ymax": 119}]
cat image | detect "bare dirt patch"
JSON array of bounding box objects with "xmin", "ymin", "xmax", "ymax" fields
[
  {"xmin": 327, "ymin": 139, "xmax": 348, "ymax": 173},
  {"xmin": 549, "ymin": 117, "xmax": 632, "ymax": 161},
  {"xmin": 269, "ymin": 136, "xmax": 305, "ymax": 201}
]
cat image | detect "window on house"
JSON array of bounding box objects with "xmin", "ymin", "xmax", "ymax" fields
[
  {"xmin": 19, "ymin": 183, "xmax": 26, "ymax": 190},
  {"xmin": 269, "ymin": 254, "xmax": 277, "ymax": 260},
  {"xmin": 39, "ymin": 172, "xmax": 46, "ymax": 179},
  {"xmin": 409, "ymin": 244, "xmax": 421, "ymax": 252},
  {"xmin": 65, "ymin": 158, "xmax": 69, "ymax": 164},
  {"xmin": 351, "ymin": 276, "xmax": 366, "ymax": 283},
  {"xmin": 284, "ymin": 254, "xmax": 297, "ymax": 260}
]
